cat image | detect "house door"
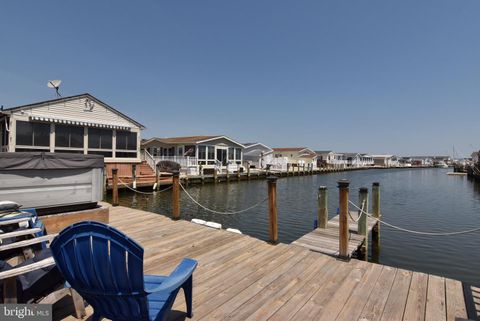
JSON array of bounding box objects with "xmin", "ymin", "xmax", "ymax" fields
[{"xmin": 216, "ymin": 149, "xmax": 227, "ymax": 166}]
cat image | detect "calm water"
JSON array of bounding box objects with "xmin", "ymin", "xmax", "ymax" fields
[{"xmin": 107, "ymin": 168, "xmax": 480, "ymax": 285}]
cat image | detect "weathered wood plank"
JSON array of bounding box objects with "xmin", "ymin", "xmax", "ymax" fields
[
  {"xmin": 445, "ymin": 278, "xmax": 467, "ymax": 321},
  {"xmin": 425, "ymin": 275, "xmax": 446, "ymax": 321},
  {"xmin": 403, "ymin": 272, "xmax": 428, "ymax": 321}
]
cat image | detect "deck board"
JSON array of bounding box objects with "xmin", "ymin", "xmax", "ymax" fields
[
  {"xmin": 57, "ymin": 205, "xmax": 470, "ymax": 321},
  {"xmin": 292, "ymin": 212, "xmax": 377, "ymax": 257}
]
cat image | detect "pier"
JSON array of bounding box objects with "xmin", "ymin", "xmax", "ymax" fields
[
  {"xmin": 292, "ymin": 213, "xmax": 377, "ymax": 257},
  {"xmin": 58, "ymin": 204, "xmax": 471, "ymax": 321}
]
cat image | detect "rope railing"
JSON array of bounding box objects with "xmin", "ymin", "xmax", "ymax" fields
[
  {"xmin": 117, "ymin": 178, "xmax": 172, "ymax": 195},
  {"xmin": 179, "ymin": 183, "xmax": 268, "ymax": 215},
  {"xmin": 348, "ymin": 200, "xmax": 480, "ymax": 236},
  {"xmin": 347, "ymin": 200, "xmax": 366, "ymax": 223}
]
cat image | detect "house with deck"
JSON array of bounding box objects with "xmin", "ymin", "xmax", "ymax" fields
[
  {"xmin": 243, "ymin": 143, "xmax": 275, "ymax": 169},
  {"xmin": 342, "ymin": 153, "xmax": 373, "ymax": 168},
  {"xmin": 0, "ymin": 93, "xmax": 151, "ymax": 186},
  {"xmin": 272, "ymin": 147, "xmax": 317, "ymax": 169},
  {"xmin": 371, "ymin": 155, "xmax": 399, "ymax": 167},
  {"xmin": 141, "ymin": 135, "xmax": 245, "ymax": 175}
]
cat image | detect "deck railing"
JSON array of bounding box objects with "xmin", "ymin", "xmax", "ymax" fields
[
  {"xmin": 141, "ymin": 149, "xmax": 157, "ymax": 172},
  {"xmin": 152, "ymin": 156, "xmax": 198, "ymax": 168}
]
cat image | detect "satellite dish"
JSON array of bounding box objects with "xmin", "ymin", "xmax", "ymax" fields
[{"xmin": 47, "ymin": 80, "xmax": 62, "ymax": 97}]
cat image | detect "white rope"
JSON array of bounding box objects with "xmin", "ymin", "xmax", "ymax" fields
[
  {"xmin": 348, "ymin": 200, "xmax": 480, "ymax": 236},
  {"xmin": 117, "ymin": 178, "xmax": 172, "ymax": 195},
  {"xmin": 180, "ymin": 183, "xmax": 268, "ymax": 215},
  {"xmin": 347, "ymin": 200, "xmax": 365, "ymax": 223}
]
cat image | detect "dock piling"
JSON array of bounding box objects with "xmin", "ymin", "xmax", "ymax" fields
[
  {"xmin": 267, "ymin": 176, "xmax": 278, "ymax": 244},
  {"xmin": 338, "ymin": 179, "xmax": 350, "ymax": 259},
  {"xmin": 112, "ymin": 168, "xmax": 119, "ymax": 207},
  {"xmin": 372, "ymin": 182, "xmax": 381, "ymax": 249},
  {"xmin": 172, "ymin": 171, "xmax": 180, "ymax": 220},
  {"xmin": 318, "ymin": 186, "xmax": 328, "ymax": 228},
  {"xmin": 358, "ymin": 187, "xmax": 369, "ymax": 260}
]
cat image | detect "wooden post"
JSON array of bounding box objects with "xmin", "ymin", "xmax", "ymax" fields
[
  {"xmin": 247, "ymin": 165, "xmax": 251, "ymax": 180},
  {"xmin": 200, "ymin": 165, "xmax": 204, "ymax": 185},
  {"xmin": 338, "ymin": 179, "xmax": 350, "ymax": 259},
  {"xmin": 132, "ymin": 164, "xmax": 138, "ymax": 189},
  {"xmin": 267, "ymin": 176, "xmax": 278, "ymax": 244},
  {"xmin": 213, "ymin": 167, "xmax": 218, "ymax": 183},
  {"xmin": 302, "ymin": 164, "xmax": 305, "ymax": 175},
  {"xmin": 287, "ymin": 163, "xmax": 290, "ymax": 176},
  {"xmin": 237, "ymin": 165, "xmax": 241, "ymax": 181},
  {"xmin": 318, "ymin": 186, "xmax": 328, "ymax": 228},
  {"xmin": 358, "ymin": 187, "xmax": 368, "ymax": 236},
  {"xmin": 226, "ymin": 167, "xmax": 230, "ymax": 182},
  {"xmin": 172, "ymin": 171, "xmax": 180, "ymax": 220},
  {"xmin": 358, "ymin": 187, "xmax": 369, "ymax": 260},
  {"xmin": 112, "ymin": 168, "xmax": 119, "ymax": 207},
  {"xmin": 372, "ymin": 182, "xmax": 381, "ymax": 248}
]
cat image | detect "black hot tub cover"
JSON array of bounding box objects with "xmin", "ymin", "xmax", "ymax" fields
[{"xmin": 0, "ymin": 152, "xmax": 104, "ymax": 170}]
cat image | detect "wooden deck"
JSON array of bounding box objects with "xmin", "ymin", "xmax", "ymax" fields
[
  {"xmin": 58, "ymin": 206, "xmax": 473, "ymax": 321},
  {"xmin": 292, "ymin": 213, "xmax": 377, "ymax": 257}
]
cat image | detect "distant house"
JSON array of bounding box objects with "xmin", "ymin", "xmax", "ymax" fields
[
  {"xmin": 371, "ymin": 155, "xmax": 399, "ymax": 167},
  {"xmin": 0, "ymin": 93, "xmax": 145, "ymax": 171},
  {"xmin": 342, "ymin": 153, "xmax": 373, "ymax": 168},
  {"xmin": 243, "ymin": 143, "xmax": 274, "ymax": 169},
  {"xmin": 315, "ymin": 151, "xmax": 335, "ymax": 168},
  {"xmin": 272, "ymin": 147, "xmax": 317, "ymax": 168},
  {"xmin": 472, "ymin": 151, "xmax": 480, "ymax": 163},
  {"xmin": 142, "ymin": 135, "xmax": 244, "ymax": 174}
]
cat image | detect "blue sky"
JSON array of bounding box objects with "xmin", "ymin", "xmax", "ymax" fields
[{"xmin": 1, "ymin": 1, "xmax": 479, "ymax": 156}]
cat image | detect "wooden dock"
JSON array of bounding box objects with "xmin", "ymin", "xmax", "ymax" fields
[
  {"xmin": 58, "ymin": 205, "xmax": 474, "ymax": 321},
  {"xmin": 292, "ymin": 212, "xmax": 377, "ymax": 257}
]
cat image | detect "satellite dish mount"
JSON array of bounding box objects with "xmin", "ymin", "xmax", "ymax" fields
[{"xmin": 47, "ymin": 80, "xmax": 62, "ymax": 97}]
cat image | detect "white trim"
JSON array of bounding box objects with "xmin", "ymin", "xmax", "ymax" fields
[{"xmin": 197, "ymin": 136, "xmax": 245, "ymax": 148}]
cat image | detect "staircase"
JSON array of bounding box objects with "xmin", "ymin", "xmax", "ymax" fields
[{"xmin": 106, "ymin": 162, "xmax": 160, "ymax": 189}]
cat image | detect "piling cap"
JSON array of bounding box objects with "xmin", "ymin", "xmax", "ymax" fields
[
  {"xmin": 337, "ymin": 179, "xmax": 350, "ymax": 188},
  {"xmin": 359, "ymin": 187, "xmax": 368, "ymax": 193},
  {"xmin": 267, "ymin": 175, "xmax": 278, "ymax": 182},
  {"xmin": 373, "ymin": 182, "xmax": 380, "ymax": 187},
  {"xmin": 319, "ymin": 186, "xmax": 327, "ymax": 191}
]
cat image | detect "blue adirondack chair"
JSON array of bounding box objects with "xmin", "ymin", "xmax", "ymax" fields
[{"xmin": 50, "ymin": 221, "xmax": 198, "ymax": 321}]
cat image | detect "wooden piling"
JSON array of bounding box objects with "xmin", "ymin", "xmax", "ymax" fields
[
  {"xmin": 112, "ymin": 168, "xmax": 119, "ymax": 207},
  {"xmin": 267, "ymin": 176, "xmax": 278, "ymax": 244},
  {"xmin": 338, "ymin": 179, "xmax": 350, "ymax": 259},
  {"xmin": 372, "ymin": 182, "xmax": 381, "ymax": 245},
  {"xmin": 287, "ymin": 163, "xmax": 290, "ymax": 176},
  {"xmin": 237, "ymin": 166, "xmax": 241, "ymax": 181},
  {"xmin": 358, "ymin": 187, "xmax": 368, "ymax": 236},
  {"xmin": 318, "ymin": 186, "xmax": 328, "ymax": 228},
  {"xmin": 213, "ymin": 168, "xmax": 218, "ymax": 183},
  {"xmin": 172, "ymin": 171, "xmax": 180, "ymax": 220},
  {"xmin": 247, "ymin": 165, "xmax": 251, "ymax": 180},
  {"xmin": 132, "ymin": 164, "xmax": 137, "ymax": 189},
  {"xmin": 358, "ymin": 187, "xmax": 369, "ymax": 260}
]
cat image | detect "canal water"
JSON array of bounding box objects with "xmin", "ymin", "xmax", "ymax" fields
[{"xmin": 108, "ymin": 168, "xmax": 480, "ymax": 285}]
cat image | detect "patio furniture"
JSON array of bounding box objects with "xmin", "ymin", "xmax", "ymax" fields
[{"xmin": 50, "ymin": 221, "xmax": 198, "ymax": 321}]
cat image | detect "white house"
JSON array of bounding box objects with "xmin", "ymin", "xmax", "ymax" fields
[
  {"xmin": 243, "ymin": 143, "xmax": 275, "ymax": 169},
  {"xmin": 371, "ymin": 155, "xmax": 399, "ymax": 167},
  {"xmin": 0, "ymin": 93, "xmax": 144, "ymax": 164},
  {"xmin": 343, "ymin": 153, "xmax": 373, "ymax": 168},
  {"xmin": 272, "ymin": 147, "xmax": 317, "ymax": 169},
  {"xmin": 142, "ymin": 135, "xmax": 244, "ymax": 174}
]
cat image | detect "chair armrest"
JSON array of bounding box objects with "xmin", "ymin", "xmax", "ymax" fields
[{"xmin": 145, "ymin": 258, "xmax": 197, "ymax": 294}]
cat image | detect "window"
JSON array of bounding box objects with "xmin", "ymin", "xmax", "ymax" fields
[
  {"xmin": 116, "ymin": 131, "xmax": 137, "ymax": 150},
  {"xmin": 184, "ymin": 145, "xmax": 196, "ymax": 157},
  {"xmin": 16, "ymin": 121, "xmax": 50, "ymax": 147},
  {"xmin": 198, "ymin": 146, "xmax": 206, "ymax": 159},
  {"xmin": 55, "ymin": 124, "xmax": 84, "ymax": 148},
  {"xmin": 235, "ymin": 148, "xmax": 242, "ymax": 160},
  {"xmin": 88, "ymin": 128, "xmax": 112, "ymax": 149},
  {"xmin": 207, "ymin": 146, "xmax": 215, "ymax": 160},
  {"xmin": 228, "ymin": 148, "xmax": 234, "ymax": 160}
]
